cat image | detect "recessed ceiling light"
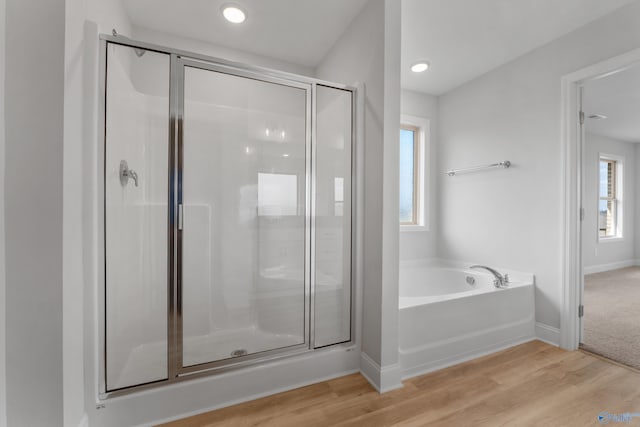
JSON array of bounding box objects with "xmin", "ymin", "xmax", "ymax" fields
[
  {"xmin": 588, "ymin": 114, "xmax": 608, "ymax": 120},
  {"xmin": 282, "ymin": 153, "xmax": 290, "ymax": 158},
  {"xmin": 411, "ymin": 61, "xmax": 430, "ymax": 73},
  {"xmin": 222, "ymin": 4, "xmax": 246, "ymax": 24}
]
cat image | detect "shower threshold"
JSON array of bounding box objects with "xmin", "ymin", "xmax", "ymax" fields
[
  {"xmin": 111, "ymin": 327, "xmax": 304, "ymax": 390},
  {"xmin": 183, "ymin": 326, "xmax": 304, "ymax": 366}
]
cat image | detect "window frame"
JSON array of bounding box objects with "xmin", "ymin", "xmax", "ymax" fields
[
  {"xmin": 399, "ymin": 124, "xmax": 420, "ymax": 226},
  {"xmin": 597, "ymin": 153, "xmax": 624, "ymax": 242},
  {"xmin": 399, "ymin": 115, "xmax": 429, "ymax": 231}
]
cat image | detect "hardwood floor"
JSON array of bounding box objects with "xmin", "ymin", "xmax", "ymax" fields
[{"xmin": 159, "ymin": 341, "xmax": 640, "ymax": 427}]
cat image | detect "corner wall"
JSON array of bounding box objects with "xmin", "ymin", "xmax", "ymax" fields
[
  {"xmin": 65, "ymin": 0, "xmax": 90, "ymax": 425},
  {"xmin": 315, "ymin": 0, "xmax": 402, "ymax": 391},
  {"xmin": 437, "ymin": 2, "xmax": 640, "ymax": 334},
  {"xmin": 4, "ymin": 0, "xmax": 65, "ymax": 425}
]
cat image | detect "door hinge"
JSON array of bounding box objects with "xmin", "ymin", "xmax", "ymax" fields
[
  {"xmin": 580, "ymin": 111, "xmax": 585, "ymax": 125},
  {"xmin": 580, "ymin": 207, "xmax": 585, "ymax": 221},
  {"xmin": 578, "ymin": 304, "xmax": 584, "ymax": 318},
  {"xmin": 178, "ymin": 204, "xmax": 184, "ymax": 230}
]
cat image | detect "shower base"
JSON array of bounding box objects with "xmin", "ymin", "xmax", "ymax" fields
[
  {"xmin": 183, "ymin": 326, "xmax": 304, "ymax": 366},
  {"xmin": 110, "ymin": 326, "xmax": 303, "ymax": 391}
]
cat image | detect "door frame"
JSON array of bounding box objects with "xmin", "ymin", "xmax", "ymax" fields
[{"xmin": 561, "ymin": 47, "xmax": 640, "ymax": 350}]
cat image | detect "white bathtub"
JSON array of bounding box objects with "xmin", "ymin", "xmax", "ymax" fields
[{"xmin": 399, "ymin": 260, "xmax": 535, "ymax": 379}]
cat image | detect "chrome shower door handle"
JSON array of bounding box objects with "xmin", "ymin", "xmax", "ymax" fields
[
  {"xmin": 129, "ymin": 169, "xmax": 139, "ymax": 187},
  {"xmin": 120, "ymin": 160, "xmax": 139, "ymax": 187}
]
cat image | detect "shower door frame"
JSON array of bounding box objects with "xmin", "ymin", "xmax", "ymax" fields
[
  {"xmin": 98, "ymin": 33, "xmax": 358, "ymax": 398},
  {"xmin": 174, "ymin": 57, "xmax": 313, "ymax": 375}
]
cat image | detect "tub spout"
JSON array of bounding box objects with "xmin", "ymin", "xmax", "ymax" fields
[{"xmin": 470, "ymin": 265, "xmax": 509, "ymax": 288}]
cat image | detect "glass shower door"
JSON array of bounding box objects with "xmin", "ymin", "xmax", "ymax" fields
[
  {"xmin": 104, "ymin": 43, "xmax": 170, "ymax": 391},
  {"xmin": 314, "ymin": 85, "xmax": 353, "ymax": 348},
  {"xmin": 178, "ymin": 61, "xmax": 310, "ymax": 368}
]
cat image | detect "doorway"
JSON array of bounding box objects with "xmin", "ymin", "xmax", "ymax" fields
[{"xmin": 577, "ymin": 62, "xmax": 640, "ymax": 369}]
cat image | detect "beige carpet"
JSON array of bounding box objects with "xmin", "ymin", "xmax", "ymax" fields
[{"xmin": 582, "ymin": 267, "xmax": 640, "ymax": 370}]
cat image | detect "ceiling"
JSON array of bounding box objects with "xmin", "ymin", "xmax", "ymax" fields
[
  {"xmin": 122, "ymin": 0, "xmax": 369, "ymax": 68},
  {"xmin": 402, "ymin": 0, "xmax": 636, "ymax": 95},
  {"xmin": 584, "ymin": 63, "xmax": 640, "ymax": 143}
]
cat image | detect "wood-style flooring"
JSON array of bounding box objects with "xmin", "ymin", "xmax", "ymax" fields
[{"xmin": 159, "ymin": 340, "xmax": 640, "ymax": 427}]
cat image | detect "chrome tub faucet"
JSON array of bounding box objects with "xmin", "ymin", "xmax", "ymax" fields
[{"xmin": 470, "ymin": 265, "xmax": 509, "ymax": 288}]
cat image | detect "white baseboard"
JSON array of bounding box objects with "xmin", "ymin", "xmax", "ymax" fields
[
  {"xmin": 583, "ymin": 259, "xmax": 639, "ymax": 275},
  {"xmin": 380, "ymin": 362, "xmax": 403, "ymax": 393},
  {"xmin": 359, "ymin": 352, "xmax": 403, "ymax": 393},
  {"xmin": 400, "ymin": 316, "xmax": 536, "ymax": 380},
  {"xmin": 400, "ymin": 334, "xmax": 536, "ymax": 380},
  {"xmin": 535, "ymin": 322, "xmax": 560, "ymax": 347},
  {"xmin": 359, "ymin": 352, "xmax": 380, "ymax": 390}
]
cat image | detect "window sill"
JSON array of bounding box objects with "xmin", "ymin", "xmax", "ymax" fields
[
  {"xmin": 400, "ymin": 224, "xmax": 429, "ymax": 232},
  {"xmin": 599, "ymin": 236, "xmax": 624, "ymax": 244}
]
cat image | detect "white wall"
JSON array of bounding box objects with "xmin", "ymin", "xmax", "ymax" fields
[
  {"xmin": 133, "ymin": 27, "xmax": 314, "ymax": 78},
  {"xmin": 0, "ymin": 0, "xmax": 6, "ymax": 425},
  {"xmin": 5, "ymin": 0, "xmax": 65, "ymax": 425},
  {"xmin": 400, "ymin": 89, "xmax": 437, "ymax": 260},
  {"xmin": 437, "ymin": 1, "xmax": 640, "ymax": 332},
  {"xmin": 64, "ymin": 0, "xmax": 89, "ymax": 426},
  {"xmin": 88, "ymin": 0, "xmax": 131, "ymax": 35},
  {"xmin": 316, "ymin": 0, "xmax": 402, "ymax": 391},
  {"xmin": 582, "ymin": 133, "xmax": 637, "ymax": 272}
]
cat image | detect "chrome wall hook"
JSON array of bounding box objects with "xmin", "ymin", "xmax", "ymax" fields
[{"xmin": 119, "ymin": 160, "xmax": 139, "ymax": 187}]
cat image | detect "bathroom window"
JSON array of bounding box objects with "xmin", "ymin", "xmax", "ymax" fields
[
  {"xmin": 400, "ymin": 124, "xmax": 420, "ymax": 225},
  {"xmin": 598, "ymin": 155, "xmax": 623, "ymax": 239},
  {"xmin": 399, "ymin": 115, "xmax": 429, "ymax": 230}
]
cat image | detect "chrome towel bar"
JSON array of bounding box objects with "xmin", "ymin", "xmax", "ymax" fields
[{"xmin": 445, "ymin": 160, "xmax": 511, "ymax": 177}]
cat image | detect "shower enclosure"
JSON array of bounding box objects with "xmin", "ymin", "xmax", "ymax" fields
[{"xmin": 99, "ymin": 36, "xmax": 355, "ymax": 394}]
